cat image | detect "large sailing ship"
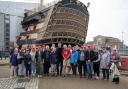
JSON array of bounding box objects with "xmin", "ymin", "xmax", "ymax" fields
[{"xmin": 17, "ymin": 0, "xmax": 89, "ymax": 46}]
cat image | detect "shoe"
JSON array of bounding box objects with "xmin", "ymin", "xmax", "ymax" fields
[
  {"xmin": 115, "ymin": 77, "xmax": 119, "ymax": 84},
  {"xmin": 112, "ymin": 78, "xmax": 116, "ymax": 82},
  {"xmin": 96, "ymin": 76, "xmax": 99, "ymax": 80}
]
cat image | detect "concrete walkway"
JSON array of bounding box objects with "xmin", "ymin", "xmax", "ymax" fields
[
  {"xmin": 39, "ymin": 76, "xmax": 128, "ymax": 89},
  {"xmin": 0, "ymin": 65, "xmax": 128, "ymax": 89}
]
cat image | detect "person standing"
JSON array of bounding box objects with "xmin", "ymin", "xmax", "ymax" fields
[
  {"xmin": 78, "ymin": 46, "xmax": 86, "ymax": 78},
  {"xmin": 24, "ymin": 49, "xmax": 32, "ymax": 78},
  {"xmin": 93, "ymin": 48, "xmax": 100, "ymax": 80},
  {"xmin": 17, "ymin": 48, "xmax": 26, "ymax": 78},
  {"xmin": 56, "ymin": 43, "xmax": 63, "ymax": 76},
  {"xmin": 10, "ymin": 48, "xmax": 18, "ymax": 78},
  {"xmin": 50, "ymin": 47, "xmax": 57, "ymax": 76},
  {"xmin": 100, "ymin": 47, "xmax": 111, "ymax": 80},
  {"xmin": 43, "ymin": 45, "xmax": 51, "ymax": 76},
  {"xmin": 67, "ymin": 44, "xmax": 72, "ymax": 76},
  {"xmin": 85, "ymin": 45, "xmax": 95, "ymax": 79},
  {"xmin": 62, "ymin": 45, "xmax": 71, "ymax": 77},
  {"xmin": 35, "ymin": 46, "xmax": 44, "ymax": 77},
  {"xmin": 30, "ymin": 48, "xmax": 36, "ymax": 77},
  {"xmin": 111, "ymin": 49, "xmax": 120, "ymax": 84},
  {"xmin": 70, "ymin": 46, "xmax": 78, "ymax": 77}
]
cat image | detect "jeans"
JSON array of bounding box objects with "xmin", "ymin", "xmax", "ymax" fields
[
  {"xmin": 102, "ymin": 69, "xmax": 109, "ymax": 80},
  {"xmin": 51, "ymin": 64, "xmax": 56, "ymax": 75},
  {"xmin": 31, "ymin": 61, "xmax": 36, "ymax": 74},
  {"xmin": 86, "ymin": 61, "xmax": 93, "ymax": 79},
  {"xmin": 25, "ymin": 63, "xmax": 32, "ymax": 77},
  {"xmin": 18, "ymin": 62, "xmax": 26, "ymax": 76}
]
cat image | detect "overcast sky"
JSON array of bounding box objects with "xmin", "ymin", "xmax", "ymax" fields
[{"xmin": 1, "ymin": 0, "xmax": 128, "ymax": 45}]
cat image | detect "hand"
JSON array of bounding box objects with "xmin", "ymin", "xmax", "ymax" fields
[
  {"xmin": 28, "ymin": 62, "xmax": 31, "ymax": 64},
  {"xmin": 88, "ymin": 60, "xmax": 91, "ymax": 63}
]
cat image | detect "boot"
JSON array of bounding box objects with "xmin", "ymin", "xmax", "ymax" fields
[
  {"xmin": 112, "ymin": 78, "xmax": 116, "ymax": 82},
  {"xmin": 116, "ymin": 77, "xmax": 119, "ymax": 84}
]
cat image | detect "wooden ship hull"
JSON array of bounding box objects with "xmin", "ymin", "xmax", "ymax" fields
[{"xmin": 17, "ymin": 0, "xmax": 89, "ymax": 46}]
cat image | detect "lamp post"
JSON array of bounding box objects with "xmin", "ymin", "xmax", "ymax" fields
[{"xmin": 122, "ymin": 31, "xmax": 124, "ymax": 49}]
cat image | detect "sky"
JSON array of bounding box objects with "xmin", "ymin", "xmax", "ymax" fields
[{"xmin": 0, "ymin": 0, "xmax": 128, "ymax": 45}]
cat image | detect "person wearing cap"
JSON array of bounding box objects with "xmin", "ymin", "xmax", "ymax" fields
[
  {"xmin": 62, "ymin": 44, "xmax": 71, "ymax": 77},
  {"xmin": 85, "ymin": 45, "xmax": 95, "ymax": 79},
  {"xmin": 10, "ymin": 48, "xmax": 18, "ymax": 78}
]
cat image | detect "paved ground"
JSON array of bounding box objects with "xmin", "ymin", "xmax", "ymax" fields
[
  {"xmin": 0, "ymin": 60, "xmax": 128, "ymax": 89},
  {"xmin": 0, "ymin": 78, "xmax": 39, "ymax": 89},
  {"xmin": 39, "ymin": 76, "xmax": 128, "ymax": 89}
]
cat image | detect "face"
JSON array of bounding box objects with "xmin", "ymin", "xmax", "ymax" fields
[
  {"xmin": 46, "ymin": 45, "xmax": 49, "ymax": 50},
  {"xmin": 103, "ymin": 48, "xmax": 107, "ymax": 53},
  {"xmin": 113, "ymin": 50, "xmax": 117, "ymax": 53},
  {"xmin": 58, "ymin": 43, "xmax": 61, "ymax": 48},
  {"xmin": 26, "ymin": 50, "xmax": 30, "ymax": 54},
  {"xmin": 63, "ymin": 45, "xmax": 67, "ymax": 50},
  {"xmin": 32, "ymin": 48, "xmax": 35, "ymax": 52},
  {"xmin": 68, "ymin": 45, "xmax": 72, "ymax": 49}
]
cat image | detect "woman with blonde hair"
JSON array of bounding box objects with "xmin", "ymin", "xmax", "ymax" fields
[{"xmin": 10, "ymin": 48, "xmax": 18, "ymax": 78}]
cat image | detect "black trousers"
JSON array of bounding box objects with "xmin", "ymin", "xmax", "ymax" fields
[
  {"xmin": 102, "ymin": 69, "xmax": 109, "ymax": 79},
  {"xmin": 43, "ymin": 62, "xmax": 50, "ymax": 75},
  {"xmin": 78, "ymin": 61, "xmax": 87, "ymax": 77},
  {"xmin": 71, "ymin": 63, "xmax": 77, "ymax": 75},
  {"xmin": 93, "ymin": 62, "xmax": 100, "ymax": 77},
  {"xmin": 56, "ymin": 60, "xmax": 63, "ymax": 76}
]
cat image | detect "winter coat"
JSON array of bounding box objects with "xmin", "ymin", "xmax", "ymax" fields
[
  {"xmin": 50, "ymin": 52, "xmax": 57, "ymax": 64},
  {"xmin": 78, "ymin": 51, "xmax": 86, "ymax": 62},
  {"xmin": 85, "ymin": 50, "xmax": 95, "ymax": 62},
  {"xmin": 10, "ymin": 53, "xmax": 18, "ymax": 66},
  {"xmin": 111, "ymin": 52, "xmax": 120, "ymax": 66},
  {"xmin": 70, "ymin": 50, "xmax": 78, "ymax": 65},
  {"xmin": 56, "ymin": 47, "xmax": 63, "ymax": 61},
  {"xmin": 100, "ymin": 52, "xmax": 110, "ymax": 69},
  {"xmin": 62, "ymin": 49, "xmax": 71, "ymax": 60},
  {"xmin": 24, "ymin": 53, "xmax": 32, "ymax": 64},
  {"xmin": 43, "ymin": 50, "xmax": 51, "ymax": 63},
  {"xmin": 110, "ymin": 62, "xmax": 120, "ymax": 77}
]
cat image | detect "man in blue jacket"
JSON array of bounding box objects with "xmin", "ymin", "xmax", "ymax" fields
[{"xmin": 70, "ymin": 46, "xmax": 78, "ymax": 77}]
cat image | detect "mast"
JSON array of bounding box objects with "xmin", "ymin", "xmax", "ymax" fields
[{"xmin": 40, "ymin": 0, "xmax": 43, "ymax": 8}]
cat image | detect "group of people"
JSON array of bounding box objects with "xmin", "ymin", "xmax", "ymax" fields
[{"xmin": 9, "ymin": 42, "xmax": 121, "ymax": 84}]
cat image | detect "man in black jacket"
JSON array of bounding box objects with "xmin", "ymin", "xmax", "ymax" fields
[
  {"xmin": 85, "ymin": 45, "xmax": 95, "ymax": 79},
  {"xmin": 24, "ymin": 49, "xmax": 32, "ymax": 78},
  {"xmin": 43, "ymin": 45, "xmax": 51, "ymax": 76},
  {"xmin": 56, "ymin": 42, "xmax": 63, "ymax": 76}
]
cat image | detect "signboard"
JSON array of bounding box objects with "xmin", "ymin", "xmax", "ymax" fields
[
  {"xmin": 119, "ymin": 56, "xmax": 128, "ymax": 71},
  {"xmin": 118, "ymin": 49, "xmax": 128, "ymax": 72}
]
